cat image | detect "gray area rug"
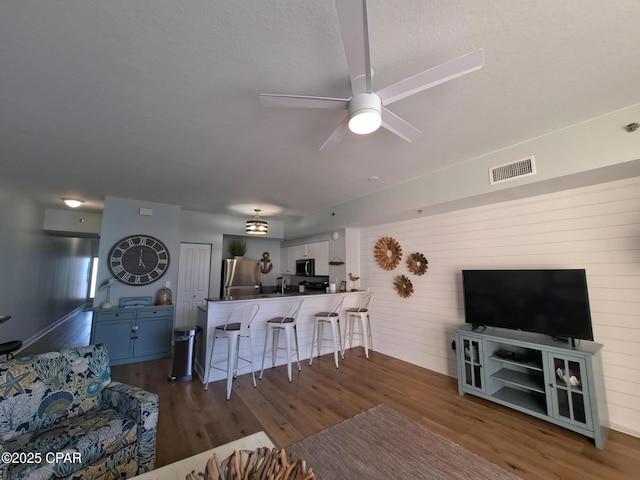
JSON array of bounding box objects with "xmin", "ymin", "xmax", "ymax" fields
[{"xmin": 286, "ymin": 404, "xmax": 521, "ymax": 480}]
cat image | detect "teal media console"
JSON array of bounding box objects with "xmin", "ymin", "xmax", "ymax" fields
[{"xmin": 456, "ymin": 324, "xmax": 608, "ymax": 448}]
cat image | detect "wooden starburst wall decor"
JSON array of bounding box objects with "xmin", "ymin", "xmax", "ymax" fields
[
  {"xmin": 394, "ymin": 275, "xmax": 414, "ymax": 298},
  {"xmin": 374, "ymin": 236, "xmax": 402, "ymax": 270},
  {"xmin": 407, "ymin": 252, "xmax": 428, "ymax": 276}
]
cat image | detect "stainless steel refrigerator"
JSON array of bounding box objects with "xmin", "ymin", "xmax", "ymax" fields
[{"xmin": 221, "ymin": 258, "xmax": 261, "ymax": 299}]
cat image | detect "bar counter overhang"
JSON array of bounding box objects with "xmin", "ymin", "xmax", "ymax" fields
[{"xmin": 195, "ymin": 291, "xmax": 366, "ymax": 385}]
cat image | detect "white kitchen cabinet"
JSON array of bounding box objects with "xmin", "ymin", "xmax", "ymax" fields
[
  {"xmin": 281, "ymin": 241, "xmax": 329, "ymax": 275},
  {"xmin": 306, "ymin": 241, "xmax": 329, "ymax": 275},
  {"xmin": 280, "ymin": 247, "xmax": 290, "ymax": 274},
  {"xmin": 281, "ymin": 245, "xmax": 304, "ymax": 274},
  {"xmin": 291, "ymin": 244, "xmax": 306, "ymax": 262}
]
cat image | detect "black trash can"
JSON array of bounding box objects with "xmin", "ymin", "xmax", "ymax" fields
[{"xmin": 169, "ymin": 325, "xmax": 200, "ymax": 381}]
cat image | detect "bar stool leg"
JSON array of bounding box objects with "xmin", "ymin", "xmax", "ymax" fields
[
  {"xmin": 367, "ymin": 313, "xmax": 373, "ymax": 352},
  {"xmin": 309, "ymin": 319, "xmax": 318, "ymax": 365},
  {"xmin": 248, "ymin": 331, "xmax": 257, "ymax": 388},
  {"xmin": 285, "ymin": 326, "xmax": 293, "ymax": 381},
  {"xmin": 318, "ymin": 321, "xmax": 325, "ymax": 358},
  {"xmin": 330, "ymin": 319, "xmax": 341, "ymax": 368},
  {"xmin": 359, "ymin": 313, "xmax": 370, "ymax": 358},
  {"xmin": 271, "ymin": 328, "xmax": 280, "ymax": 367},
  {"xmin": 338, "ymin": 319, "xmax": 345, "ymax": 358},
  {"xmin": 226, "ymin": 333, "xmax": 238, "ymax": 400},
  {"xmin": 260, "ymin": 326, "xmax": 270, "ymax": 379},
  {"xmin": 293, "ymin": 325, "xmax": 301, "ymax": 372},
  {"xmin": 204, "ymin": 332, "xmax": 217, "ymax": 391}
]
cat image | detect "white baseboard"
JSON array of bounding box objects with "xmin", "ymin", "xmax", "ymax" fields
[{"xmin": 608, "ymin": 421, "xmax": 640, "ymax": 440}]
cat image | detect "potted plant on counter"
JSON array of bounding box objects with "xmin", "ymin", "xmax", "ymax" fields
[{"xmin": 229, "ymin": 238, "xmax": 248, "ymax": 258}]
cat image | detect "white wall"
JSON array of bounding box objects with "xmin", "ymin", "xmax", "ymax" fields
[
  {"xmin": 97, "ymin": 200, "xmax": 287, "ymax": 306},
  {"xmin": 96, "ymin": 196, "xmax": 182, "ymax": 308},
  {"xmin": 285, "ymin": 103, "xmax": 640, "ymax": 238},
  {"xmin": 359, "ymin": 176, "xmax": 640, "ymax": 438},
  {"xmin": 0, "ymin": 181, "xmax": 97, "ymax": 346},
  {"xmin": 42, "ymin": 208, "xmax": 102, "ymax": 237},
  {"xmin": 221, "ymin": 235, "xmax": 283, "ymax": 288}
]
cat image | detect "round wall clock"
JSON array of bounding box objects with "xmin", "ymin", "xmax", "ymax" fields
[{"xmin": 108, "ymin": 235, "xmax": 170, "ymax": 285}]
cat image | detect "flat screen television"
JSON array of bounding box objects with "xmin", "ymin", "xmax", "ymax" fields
[{"xmin": 462, "ymin": 269, "xmax": 594, "ymax": 341}]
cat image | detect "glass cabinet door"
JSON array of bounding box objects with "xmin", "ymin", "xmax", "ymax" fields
[
  {"xmin": 461, "ymin": 337, "xmax": 484, "ymax": 392},
  {"xmin": 548, "ymin": 354, "xmax": 592, "ymax": 430}
]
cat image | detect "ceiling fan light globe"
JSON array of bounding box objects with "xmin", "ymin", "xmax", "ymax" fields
[
  {"xmin": 348, "ymin": 93, "xmax": 382, "ymax": 135},
  {"xmin": 349, "ymin": 109, "xmax": 381, "ymax": 134}
]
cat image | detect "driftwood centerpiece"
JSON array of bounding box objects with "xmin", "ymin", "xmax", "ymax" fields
[
  {"xmin": 187, "ymin": 447, "xmax": 315, "ymax": 480},
  {"xmin": 374, "ymin": 236, "xmax": 402, "ymax": 270}
]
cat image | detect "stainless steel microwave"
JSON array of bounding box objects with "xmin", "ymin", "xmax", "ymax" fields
[{"xmin": 296, "ymin": 258, "xmax": 315, "ymax": 276}]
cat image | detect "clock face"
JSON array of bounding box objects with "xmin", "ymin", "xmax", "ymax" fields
[{"xmin": 108, "ymin": 235, "xmax": 170, "ymax": 285}]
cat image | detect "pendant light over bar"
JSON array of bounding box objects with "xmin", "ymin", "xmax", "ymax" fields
[{"xmin": 246, "ymin": 209, "xmax": 268, "ymax": 235}]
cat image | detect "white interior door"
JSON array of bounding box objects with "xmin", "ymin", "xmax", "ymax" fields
[{"xmin": 176, "ymin": 243, "xmax": 211, "ymax": 329}]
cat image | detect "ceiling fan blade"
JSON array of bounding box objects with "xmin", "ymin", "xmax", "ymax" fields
[
  {"xmin": 377, "ymin": 49, "xmax": 484, "ymax": 106},
  {"xmin": 381, "ymin": 108, "xmax": 422, "ymax": 143},
  {"xmin": 319, "ymin": 116, "xmax": 349, "ymax": 151},
  {"xmin": 336, "ymin": 0, "xmax": 372, "ymax": 95},
  {"xmin": 259, "ymin": 94, "xmax": 349, "ymax": 110}
]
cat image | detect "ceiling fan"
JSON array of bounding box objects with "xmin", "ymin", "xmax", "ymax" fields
[{"xmin": 260, "ymin": 0, "xmax": 484, "ymax": 151}]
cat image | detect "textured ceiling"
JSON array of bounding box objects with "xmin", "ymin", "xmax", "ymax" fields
[{"xmin": 1, "ymin": 0, "xmax": 639, "ymax": 223}]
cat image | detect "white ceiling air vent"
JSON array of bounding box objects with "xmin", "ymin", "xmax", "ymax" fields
[{"xmin": 489, "ymin": 156, "xmax": 537, "ymax": 185}]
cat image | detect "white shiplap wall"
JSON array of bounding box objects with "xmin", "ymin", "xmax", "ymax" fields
[{"xmin": 359, "ymin": 177, "xmax": 640, "ymax": 438}]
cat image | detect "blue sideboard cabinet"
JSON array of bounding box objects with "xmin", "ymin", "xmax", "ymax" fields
[
  {"xmin": 92, "ymin": 306, "xmax": 174, "ymax": 366},
  {"xmin": 456, "ymin": 325, "xmax": 609, "ymax": 448}
]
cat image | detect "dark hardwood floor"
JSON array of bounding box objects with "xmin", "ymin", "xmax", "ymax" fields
[
  {"xmin": 18, "ymin": 306, "xmax": 92, "ymax": 356},
  {"xmin": 22, "ymin": 308, "xmax": 640, "ymax": 479}
]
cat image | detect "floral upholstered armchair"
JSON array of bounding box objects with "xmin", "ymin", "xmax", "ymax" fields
[{"xmin": 0, "ymin": 344, "xmax": 159, "ymax": 479}]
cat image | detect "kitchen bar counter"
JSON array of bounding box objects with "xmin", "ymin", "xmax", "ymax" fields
[
  {"xmin": 204, "ymin": 290, "xmax": 335, "ymax": 302},
  {"xmin": 195, "ymin": 291, "xmax": 366, "ymax": 385}
]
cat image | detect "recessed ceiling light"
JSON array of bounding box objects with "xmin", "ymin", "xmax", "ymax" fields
[
  {"xmin": 62, "ymin": 198, "xmax": 84, "ymax": 208},
  {"xmin": 368, "ymin": 176, "xmax": 379, "ymax": 182}
]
